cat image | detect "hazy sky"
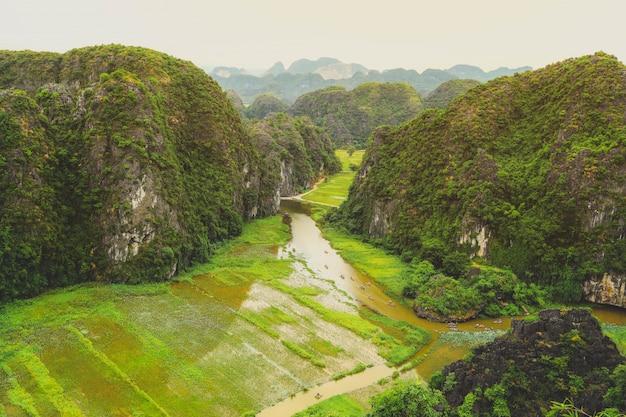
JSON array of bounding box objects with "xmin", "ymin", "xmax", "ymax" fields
[{"xmin": 2, "ymin": 0, "xmax": 624, "ymax": 73}]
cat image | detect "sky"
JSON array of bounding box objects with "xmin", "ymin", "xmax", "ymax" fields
[{"xmin": 2, "ymin": 0, "xmax": 625, "ymax": 74}]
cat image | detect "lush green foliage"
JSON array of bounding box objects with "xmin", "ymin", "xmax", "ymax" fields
[
  {"xmin": 0, "ymin": 90, "xmax": 60, "ymax": 300},
  {"xmin": 423, "ymin": 79, "xmax": 482, "ymax": 109},
  {"xmin": 548, "ymin": 398, "xmax": 625, "ymax": 417},
  {"xmin": 401, "ymin": 260, "xmax": 547, "ymax": 319},
  {"xmin": 429, "ymin": 309, "xmax": 626, "ymax": 416},
  {"xmin": 244, "ymin": 94, "xmax": 289, "ymax": 119},
  {"xmin": 248, "ymin": 112, "xmax": 342, "ymax": 195},
  {"xmin": 289, "ymin": 82, "xmax": 423, "ymax": 148},
  {"xmin": 604, "ymin": 364, "xmax": 626, "ymax": 410},
  {"xmin": 292, "ymin": 394, "xmax": 366, "ymax": 417},
  {"xmin": 334, "ymin": 52, "xmax": 626, "ymax": 297},
  {"xmin": 366, "ymin": 379, "xmax": 446, "ymax": 417}
]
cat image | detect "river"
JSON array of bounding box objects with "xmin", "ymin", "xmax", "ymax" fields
[{"xmin": 258, "ymin": 199, "xmax": 626, "ymax": 416}]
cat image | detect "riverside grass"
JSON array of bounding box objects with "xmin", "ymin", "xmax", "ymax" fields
[
  {"xmin": 302, "ymin": 149, "xmax": 364, "ymax": 206},
  {"xmin": 292, "ymin": 393, "xmax": 366, "ymax": 417},
  {"xmin": 300, "ymin": 150, "xmax": 411, "ymax": 297},
  {"xmin": 604, "ymin": 324, "xmax": 626, "ymax": 355}
]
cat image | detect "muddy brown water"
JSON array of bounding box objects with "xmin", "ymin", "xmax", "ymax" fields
[{"xmin": 258, "ymin": 199, "xmax": 626, "ymax": 416}]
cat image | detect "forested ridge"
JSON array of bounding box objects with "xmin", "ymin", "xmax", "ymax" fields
[
  {"xmin": 288, "ymin": 82, "xmax": 424, "ymax": 148},
  {"xmin": 0, "ymin": 45, "xmax": 338, "ymax": 302},
  {"xmin": 332, "ymin": 52, "xmax": 626, "ymax": 307}
]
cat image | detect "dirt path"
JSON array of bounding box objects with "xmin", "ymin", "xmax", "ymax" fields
[{"xmin": 280, "ymin": 178, "xmax": 339, "ymax": 208}]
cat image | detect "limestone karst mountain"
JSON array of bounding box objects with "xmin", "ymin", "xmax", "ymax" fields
[
  {"xmin": 433, "ymin": 309, "xmax": 625, "ymax": 415},
  {"xmin": 332, "ymin": 52, "xmax": 626, "ymax": 308},
  {"xmin": 288, "ymin": 82, "xmax": 424, "ymax": 148},
  {"xmin": 0, "ymin": 45, "xmax": 337, "ymax": 301}
]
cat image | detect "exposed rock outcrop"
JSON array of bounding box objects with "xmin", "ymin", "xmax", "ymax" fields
[
  {"xmin": 248, "ymin": 112, "xmax": 341, "ymax": 198},
  {"xmin": 583, "ymin": 273, "xmax": 626, "ymax": 308},
  {"xmin": 434, "ymin": 309, "xmax": 625, "ymax": 416}
]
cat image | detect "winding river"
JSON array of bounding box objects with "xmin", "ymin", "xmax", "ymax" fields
[{"xmin": 258, "ymin": 199, "xmax": 626, "ymax": 416}]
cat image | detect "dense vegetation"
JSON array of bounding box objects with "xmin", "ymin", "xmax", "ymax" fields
[
  {"xmin": 432, "ymin": 309, "xmax": 626, "ymax": 416},
  {"xmin": 423, "ymin": 79, "xmax": 482, "ymax": 109},
  {"xmin": 244, "ymin": 94, "xmax": 289, "ymax": 120},
  {"xmin": 247, "ymin": 112, "xmax": 342, "ymax": 196},
  {"xmin": 226, "ymin": 81, "xmax": 431, "ymax": 151},
  {"xmin": 0, "ymin": 45, "xmax": 336, "ymax": 302},
  {"xmin": 331, "ymin": 52, "xmax": 626, "ymax": 308},
  {"xmin": 289, "ymin": 82, "xmax": 423, "ymax": 148},
  {"xmin": 399, "ymin": 260, "xmax": 547, "ymax": 321}
]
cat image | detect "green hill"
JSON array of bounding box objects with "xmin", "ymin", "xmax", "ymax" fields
[
  {"xmin": 289, "ymin": 82, "xmax": 423, "ymax": 148},
  {"xmin": 244, "ymin": 94, "xmax": 289, "ymax": 119},
  {"xmin": 333, "ymin": 52, "xmax": 626, "ymax": 304},
  {"xmin": 423, "ymin": 78, "xmax": 482, "ymax": 109},
  {"xmin": 247, "ymin": 112, "xmax": 342, "ymax": 197}
]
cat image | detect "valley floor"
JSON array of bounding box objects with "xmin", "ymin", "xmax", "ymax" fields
[{"xmin": 1, "ymin": 149, "xmax": 625, "ymax": 417}]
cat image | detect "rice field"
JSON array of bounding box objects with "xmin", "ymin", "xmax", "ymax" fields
[{"xmin": 0, "ymin": 215, "xmax": 390, "ymax": 416}]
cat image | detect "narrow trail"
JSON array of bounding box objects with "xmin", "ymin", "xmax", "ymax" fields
[{"xmin": 280, "ymin": 178, "xmax": 339, "ymax": 208}]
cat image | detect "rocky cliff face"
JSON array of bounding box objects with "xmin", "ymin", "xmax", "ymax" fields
[
  {"xmin": 583, "ymin": 273, "xmax": 626, "ymax": 308},
  {"xmin": 434, "ymin": 309, "xmax": 625, "ymax": 416}
]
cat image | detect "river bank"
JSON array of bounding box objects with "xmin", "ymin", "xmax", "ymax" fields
[{"xmin": 276, "ymin": 179, "xmax": 626, "ymax": 416}]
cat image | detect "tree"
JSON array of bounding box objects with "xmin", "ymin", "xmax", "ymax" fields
[
  {"xmin": 604, "ymin": 364, "xmax": 626, "ymax": 411},
  {"xmin": 367, "ymin": 380, "xmax": 445, "ymax": 417},
  {"xmin": 441, "ymin": 251, "xmax": 471, "ymax": 279}
]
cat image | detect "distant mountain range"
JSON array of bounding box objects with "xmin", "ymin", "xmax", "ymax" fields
[{"xmin": 207, "ymin": 57, "xmax": 531, "ymax": 104}]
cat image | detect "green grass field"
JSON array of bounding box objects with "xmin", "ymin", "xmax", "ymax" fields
[{"xmin": 292, "ymin": 394, "xmax": 365, "ymax": 417}]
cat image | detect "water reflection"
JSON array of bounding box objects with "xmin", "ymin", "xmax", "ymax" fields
[{"xmin": 278, "ymin": 200, "xmax": 512, "ymax": 334}]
